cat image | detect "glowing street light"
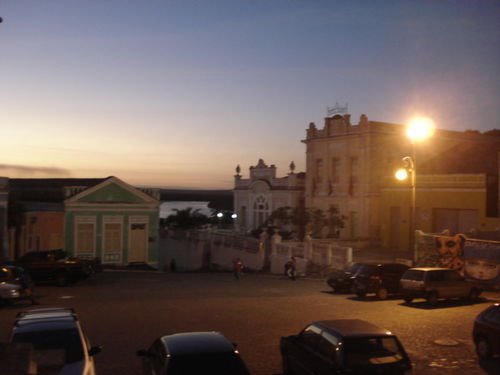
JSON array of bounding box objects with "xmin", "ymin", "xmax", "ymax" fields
[
  {"xmin": 406, "ymin": 116, "xmax": 435, "ymax": 142},
  {"xmin": 398, "ymin": 117, "xmax": 435, "ymax": 264},
  {"xmin": 395, "ymin": 168, "xmax": 409, "ymax": 181}
]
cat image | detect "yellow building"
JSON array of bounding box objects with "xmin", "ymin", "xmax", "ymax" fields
[
  {"xmin": 381, "ymin": 173, "xmax": 498, "ymax": 251},
  {"xmin": 303, "ymin": 109, "xmax": 499, "ymax": 251}
]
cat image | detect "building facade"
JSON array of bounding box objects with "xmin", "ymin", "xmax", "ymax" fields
[
  {"xmin": 381, "ymin": 173, "xmax": 499, "ymax": 250},
  {"xmin": 303, "ymin": 114, "xmax": 415, "ymax": 245},
  {"xmin": 233, "ymin": 159, "xmax": 305, "ymax": 232},
  {"xmin": 6, "ymin": 176, "xmax": 161, "ymax": 267},
  {"xmin": 22, "ymin": 205, "xmax": 65, "ymax": 253},
  {"xmin": 64, "ymin": 177, "xmax": 160, "ymax": 266},
  {"xmin": 302, "ymin": 112, "xmax": 500, "ymax": 249}
]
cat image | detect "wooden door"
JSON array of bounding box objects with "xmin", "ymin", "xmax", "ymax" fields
[{"xmin": 129, "ymin": 223, "xmax": 147, "ymax": 262}]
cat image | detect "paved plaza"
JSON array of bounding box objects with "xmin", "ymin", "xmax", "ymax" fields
[{"xmin": 0, "ymin": 271, "xmax": 499, "ymax": 375}]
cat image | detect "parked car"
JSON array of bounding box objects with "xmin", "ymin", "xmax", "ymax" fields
[
  {"xmin": 280, "ymin": 319, "xmax": 412, "ymax": 375},
  {"xmin": 9, "ymin": 307, "xmax": 102, "ymax": 374},
  {"xmin": 399, "ymin": 267, "xmax": 482, "ymax": 305},
  {"xmin": 136, "ymin": 331, "xmax": 250, "ymax": 375},
  {"xmin": 15, "ymin": 249, "xmax": 100, "ymax": 286},
  {"xmin": 473, "ymin": 303, "xmax": 500, "ymax": 359},
  {"xmin": 0, "ymin": 265, "xmax": 35, "ymax": 305},
  {"xmin": 326, "ymin": 263, "xmax": 363, "ymax": 293},
  {"xmin": 352, "ymin": 263, "xmax": 410, "ymax": 299}
]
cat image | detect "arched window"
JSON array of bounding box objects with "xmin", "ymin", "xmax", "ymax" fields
[{"xmin": 253, "ymin": 195, "xmax": 269, "ymax": 228}]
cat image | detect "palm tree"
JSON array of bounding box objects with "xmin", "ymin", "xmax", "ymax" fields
[{"xmin": 165, "ymin": 207, "xmax": 209, "ymax": 230}]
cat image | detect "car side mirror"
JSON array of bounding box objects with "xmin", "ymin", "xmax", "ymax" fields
[{"xmin": 89, "ymin": 346, "xmax": 102, "ymax": 356}]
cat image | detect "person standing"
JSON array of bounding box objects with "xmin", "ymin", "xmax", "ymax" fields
[
  {"xmin": 287, "ymin": 256, "xmax": 297, "ymax": 280},
  {"xmin": 233, "ymin": 258, "xmax": 243, "ymax": 280}
]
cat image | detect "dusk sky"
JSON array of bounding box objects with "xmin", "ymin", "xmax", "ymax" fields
[{"xmin": 1, "ymin": 1, "xmax": 499, "ymax": 189}]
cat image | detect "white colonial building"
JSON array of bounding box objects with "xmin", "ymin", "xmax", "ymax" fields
[{"xmin": 233, "ymin": 159, "xmax": 305, "ymax": 232}]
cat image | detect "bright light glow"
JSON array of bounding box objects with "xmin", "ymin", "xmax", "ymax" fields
[
  {"xmin": 231, "ymin": 213, "xmax": 237, "ymax": 219},
  {"xmin": 406, "ymin": 116, "xmax": 435, "ymax": 142},
  {"xmin": 217, "ymin": 212, "xmax": 223, "ymax": 218},
  {"xmin": 395, "ymin": 168, "xmax": 409, "ymax": 181}
]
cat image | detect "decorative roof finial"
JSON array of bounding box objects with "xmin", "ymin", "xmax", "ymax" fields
[
  {"xmin": 235, "ymin": 164, "xmax": 241, "ymax": 176},
  {"xmin": 327, "ymin": 101, "xmax": 349, "ymax": 117},
  {"xmin": 289, "ymin": 161, "xmax": 295, "ymax": 174}
]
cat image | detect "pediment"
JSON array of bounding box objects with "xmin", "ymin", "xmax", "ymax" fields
[{"xmin": 65, "ymin": 177, "xmax": 157, "ymax": 204}]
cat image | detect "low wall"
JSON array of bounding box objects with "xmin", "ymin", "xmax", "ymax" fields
[
  {"xmin": 158, "ymin": 237, "xmax": 204, "ymax": 271},
  {"xmin": 159, "ymin": 230, "xmax": 353, "ymax": 276},
  {"xmin": 270, "ymin": 240, "xmax": 352, "ymax": 274},
  {"xmin": 159, "ymin": 231, "xmax": 265, "ymax": 272},
  {"xmin": 210, "ymin": 246, "xmax": 265, "ymax": 271}
]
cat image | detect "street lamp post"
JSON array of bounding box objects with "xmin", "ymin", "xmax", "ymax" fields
[
  {"xmin": 396, "ymin": 156, "xmax": 416, "ymax": 261},
  {"xmin": 395, "ymin": 116, "xmax": 435, "ymax": 265}
]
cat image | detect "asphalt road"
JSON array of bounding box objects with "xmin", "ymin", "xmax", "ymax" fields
[{"xmin": 1, "ymin": 271, "xmax": 499, "ymax": 375}]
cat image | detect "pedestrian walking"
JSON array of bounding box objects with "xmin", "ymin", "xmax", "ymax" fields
[
  {"xmin": 170, "ymin": 258, "xmax": 177, "ymax": 272},
  {"xmin": 286, "ymin": 256, "xmax": 297, "ymax": 280},
  {"xmin": 233, "ymin": 258, "xmax": 243, "ymax": 280}
]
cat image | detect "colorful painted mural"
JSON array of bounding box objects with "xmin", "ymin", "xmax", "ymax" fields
[{"xmin": 416, "ymin": 230, "xmax": 500, "ymax": 287}]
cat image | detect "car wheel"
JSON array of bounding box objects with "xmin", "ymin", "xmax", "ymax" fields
[
  {"xmin": 282, "ymin": 355, "xmax": 293, "ymax": 375},
  {"xmin": 328, "ymin": 284, "xmax": 337, "ymax": 293},
  {"xmin": 376, "ymin": 287, "xmax": 389, "ymax": 300},
  {"xmin": 55, "ymin": 271, "xmax": 68, "ymax": 287},
  {"xmin": 468, "ymin": 288, "xmax": 481, "ymax": 302},
  {"xmin": 426, "ymin": 291, "xmax": 438, "ymax": 306},
  {"xmin": 403, "ymin": 295, "xmax": 413, "ymax": 304},
  {"xmin": 475, "ymin": 336, "xmax": 492, "ymax": 359},
  {"xmin": 356, "ymin": 291, "xmax": 366, "ymax": 298}
]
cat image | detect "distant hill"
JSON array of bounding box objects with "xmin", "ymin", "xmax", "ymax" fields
[{"xmin": 159, "ymin": 189, "xmax": 233, "ymax": 211}]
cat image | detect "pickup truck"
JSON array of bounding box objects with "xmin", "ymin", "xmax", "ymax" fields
[{"xmin": 15, "ymin": 249, "xmax": 100, "ymax": 286}]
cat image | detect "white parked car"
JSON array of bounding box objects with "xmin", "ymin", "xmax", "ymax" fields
[
  {"xmin": 9, "ymin": 307, "xmax": 101, "ymax": 375},
  {"xmin": 0, "ymin": 281, "xmax": 22, "ymax": 304}
]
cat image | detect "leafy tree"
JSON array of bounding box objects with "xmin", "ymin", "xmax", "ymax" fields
[
  {"xmin": 165, "ymin": 207, "xmax": 210, "ymax": 230},
  {"xmin": 265, "ymin": 204, "xmax": 345, "ymax": 240}
]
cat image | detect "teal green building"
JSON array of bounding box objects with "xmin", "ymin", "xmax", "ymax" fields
[{"xmin": 64, "ymin": 177, "xmax": 160, "ymax": 267}]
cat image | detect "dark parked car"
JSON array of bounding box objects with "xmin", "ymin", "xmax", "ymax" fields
[
  {"xmin": 352, "ymin": 263, "xmax": 410, "ymax": 299},
  {"xmin": 280, "ymin": 319, "xmax": 412, "ymax": 375},
  {"xmin": 399, "ymin": 267, "xmax": 482, "ymax": 305},
  {"xmin": 16, "ymin": 249, "xmax": 100, "ymax": 286},
  {"xmin": 473, "ymin": 303, "xmax": 500, "ymax": 359},
  {"xmin": 136, "ymin": 331, "xmax": 250, "ymax": 375},
  {"xmin": 326, "ymin": 263, "xmax": 363, "ymax": 293}
]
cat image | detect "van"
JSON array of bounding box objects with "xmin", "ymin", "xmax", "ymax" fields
[{"xmin": 400, "ymin": 267, "xmax": 482, "ymax": 305}]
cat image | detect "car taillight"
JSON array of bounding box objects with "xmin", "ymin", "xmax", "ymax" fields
[{"xmin": 370, "ymin": 275, "xmax": 381, "ymax": 283}]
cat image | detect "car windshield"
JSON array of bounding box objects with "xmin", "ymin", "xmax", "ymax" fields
[
  {"xmin": 344, "ymin": 336, "xmax": 405, "ymax": 367},
  {"xmin": 12, "ymin": 328, "xmax": 84, "ymax": 364},
  {"xmin": 347, "ymin": 263, "xmax": 362, "ymax": 274},
  {"xmin": 402, "ymin": 269, "xmax": 425, "ymax": 281},
  {"xmin": 357, "ymin": 265, "xmax": 377, "ymax": 277},
  {"xmin": 168, "ymin": 352, "xmax": 250, "ymax": 375}
]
